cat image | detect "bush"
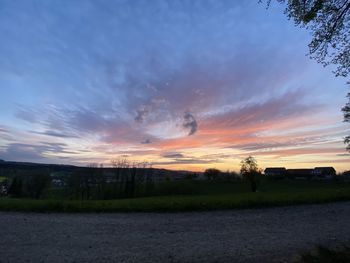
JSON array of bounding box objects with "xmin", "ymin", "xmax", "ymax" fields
[
  {"xmin": 204, "ymin": 168, "xmax": 221, "ymax": 180},
  {"xmin": 8, "ymin": 177, "xmax": 23, "ymax": 198},
  {"xmin": 26, "ymin": 173, "xmax": 51, "ymax": 199},
  {"xmin": 8, "ymin": 172, "xmax": 51, "ymax": 199}
]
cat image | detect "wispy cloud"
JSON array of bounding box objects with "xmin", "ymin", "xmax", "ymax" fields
[
  {"xmin": 0, "ymin": 142, "xmax": 78, "ymax": 163},
  {"xmin": 30, "ymin": 130, "xmax": 78, "ymax": 138},
  {"xmin": 141, "ymin": 138, "xmax": 151, "ymax": 144},
  {"xmin": 162, "ymin": 152, "xmax": 185, "ymax": 159}
]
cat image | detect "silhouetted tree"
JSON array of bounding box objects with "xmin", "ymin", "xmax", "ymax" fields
[
  {"xmin": 223, "ymin": 170, "xmax": 240, "ymax": 181},
  {"xmin": 240, "ymin": 156, "xmax": 261, "ymax": 192},
  {"xmin": 125, "ymin": 163, "xmax": 139, "ymax": 197},
  {"xmin": 26, "ymin": 172, "xmax": 51, "ymax": 199},
  {"xmin": 8, "ymin": 177, "xmax": 23, "ymax": 198},
  {"xmin": 96, "ymin": 164, "xmax": 106, "ymax": 199},
  {"xmin": 111, "ymin": 158, "xmax": 146, "ymax": 198},
  {"xmin": 264, "ymin": 0, "xmax": 350, "ymax": 150},
  {"xmin": 67, "ymin": 171, "xmax": 84, "ymax": 200},
  {"xmin": 265, "ymin": 0, "xmax": 350, "ymax": 77},
  {"xmin": 343, "ymin": 91, "xmax": 350, "ymax": 151},
  {"xmin": 8, "ymin": 172, "xmax": 51, "ymax": 199},
  {"xmin": 184, "ymin": 173, "xmax": 197, "ymax": 180},
  {"xmin": 144, "ymin": 163, "xmax": 155, "ymax": 196},
  {"xmin": 204, "ymin": 168, "xmax": 221, "ymax": 180}
]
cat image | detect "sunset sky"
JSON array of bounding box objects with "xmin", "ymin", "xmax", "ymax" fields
[{"xmin": 0, "ymin": 0, "xmax": 349, "ymax": 172}]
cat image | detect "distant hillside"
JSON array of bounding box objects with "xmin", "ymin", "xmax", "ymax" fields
[
  {"xmin": 0, "ymin": 160, "xmax": 201, "ymax": 179},
  {"xmin": 0, "ymin": 160, "xmax": 77, "ymax": 173}
]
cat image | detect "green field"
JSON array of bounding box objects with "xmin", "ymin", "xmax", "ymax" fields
[
  {"xmin": 1, "ymin": 180, "xmax": 350, "ymax": 213},
  {"xmin": 0, "ymin": 176, "xmax": 8, "ymax": 182},
  {"xmin": 42, "ymin": 179, "xmax": 350, "ymax": 199}
]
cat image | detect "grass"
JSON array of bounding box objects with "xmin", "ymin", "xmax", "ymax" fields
[
  {"xmin": 297, "ymin": 246, "xmax": 350, "ymax": 263},
  {"xmin": 43, "ymin": 179, "xmax": 350, "ymax": 199},
  {"xmin": 1, "ymin": 180, "xmax": 350, "ymax": 213},
  {"xmin": 0, "ymin": 176, "xmax": 8, "ymax": 182}
]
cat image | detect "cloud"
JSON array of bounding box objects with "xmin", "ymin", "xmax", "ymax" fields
[
  {"xmin": 162, "ymin": 152, "xmax": 185, "ymax": 159},
  {"xmin": 183, "ymin": 112, "xmax": 198, "ymax": 136},
  {"xmin": 247, "ymin": 147, "xmax": 345, "ymax": 157},
  {"xmin": 15, "ymin": 107, "xmax": 38, "ymax": 123},
  {"xmin": 141, "ymin": 138, "xmax": 151, "ymax": 144},
  {"xmin": 0, "ymin": 127, "xmax": 8, "ymax": 133},
  {"xmin": 30, "ymin": 130, "xmax": 78, "ymax": 138},
  {"xmin": 135, "ymin": 108, "xmax": 149, "ymax": 123},
  {"xmin": 8, "ymin": 51, "xmax": 310, "ymax": 148},
  {"xmin": 153, "ymin": 158, "xmax": 219, "ymax": 166},
  {"xmin": 201, "ymin": 90, "xmax": 320, "ymax": 132},
  {"xmin": 235, "ymin": 142, "xmax": 294, "ymax": 151},
  {"xmin": 157, "ymin": 152, "xmax": 230, "ymax": 166},
  {"xmin": 0, "ymin": 142, "xmax": 77, "ymax": 163}
]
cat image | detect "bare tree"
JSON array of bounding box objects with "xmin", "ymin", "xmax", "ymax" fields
[{"xmin": 240, "ymin": 156, "xmax": 261, "ymax": 192}]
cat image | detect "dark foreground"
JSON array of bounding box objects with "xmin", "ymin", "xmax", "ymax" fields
[{"xmin": 1, "ymin": 202, "xmax": 349, "ymax": 263}]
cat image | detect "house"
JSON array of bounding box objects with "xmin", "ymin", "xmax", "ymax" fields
[
  {"xmin": 311, "ymin": 167, "xmax": 336, "ymax": 179},
  {"xmin": 51, "ymin": 178, "xmax": 66, "ymax": 187},
  {"xmin": 264, "ymin": 167, "xmax": 287, "ymax": 179},
  {"xmin": 263, "ymin": 166, "xmax": 337, "ymax": 180},
  {"xmin": 287, "ymin": 169, "xmax": 313, "ymax": 179}
]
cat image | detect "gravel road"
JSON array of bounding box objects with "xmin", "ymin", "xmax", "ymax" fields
[{"xmin": 0, "ymin": 202, "xmax": 349, "ymax": 263}]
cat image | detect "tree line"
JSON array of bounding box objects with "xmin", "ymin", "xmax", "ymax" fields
[
  {"xmin": 6, "ymin": 159, "xmax": 155, "ymax": 200},
  {"xmin": 2, "ymin": 156, "xmax": 264, "ymax": 200}
]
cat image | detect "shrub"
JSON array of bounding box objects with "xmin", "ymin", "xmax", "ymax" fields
[{"xmin": 204, "ymin": 168, "xmax": 221, "ymax": 180}]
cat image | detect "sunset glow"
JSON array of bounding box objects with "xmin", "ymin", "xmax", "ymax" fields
[{"xmin": 0, "ymin": 1, "xmax": 349, "ymax": 172}]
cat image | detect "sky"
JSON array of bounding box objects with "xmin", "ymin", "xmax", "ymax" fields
[{"xmin": 0, "ymin": 0, "xmax": 349, "ymax": 172}]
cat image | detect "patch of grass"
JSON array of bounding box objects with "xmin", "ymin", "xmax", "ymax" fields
[
  {"xmin": 297, "ymin": 246, "xmax": 350, "ymax": 263},
  {"xmin": 42, "ymin": 180, "xmax": 249, "ymax": 200},
  {"xmin": 0, "ymin": 176, "xmax": 8, "ymax": 182},
  {"xmin": 43, "ymin": 179, "xmax": 350, "ymax": 200},
  {"xmin": 148, "ymin": 180, "xmax": 248, "ymax": 196},
  {"xmin": 1, "ymin": 182, "xmax": 350, "ymax": 213}
]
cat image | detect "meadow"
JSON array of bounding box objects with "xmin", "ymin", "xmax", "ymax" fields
[
  {"xmin": 0, "ymin": 176, "xmax": 8, "ymax": 182},
  {"xmin": 1, "ymin": 179, "xmax": 350, "ymax": 213}
]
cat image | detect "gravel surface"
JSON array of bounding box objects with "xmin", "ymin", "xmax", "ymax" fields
[{"xmin": 0, "ymin": 202, "xmax": 349, "ymax": 263}]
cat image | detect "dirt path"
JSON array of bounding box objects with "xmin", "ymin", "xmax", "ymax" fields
[{"xmin": 0, "ymin": 202, "xmax": 349, "ymax": 263}]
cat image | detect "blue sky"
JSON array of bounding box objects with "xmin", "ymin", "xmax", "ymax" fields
[{"xmin": 0, "ymin": 0, "xmax": 349, "ymax": 171}]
